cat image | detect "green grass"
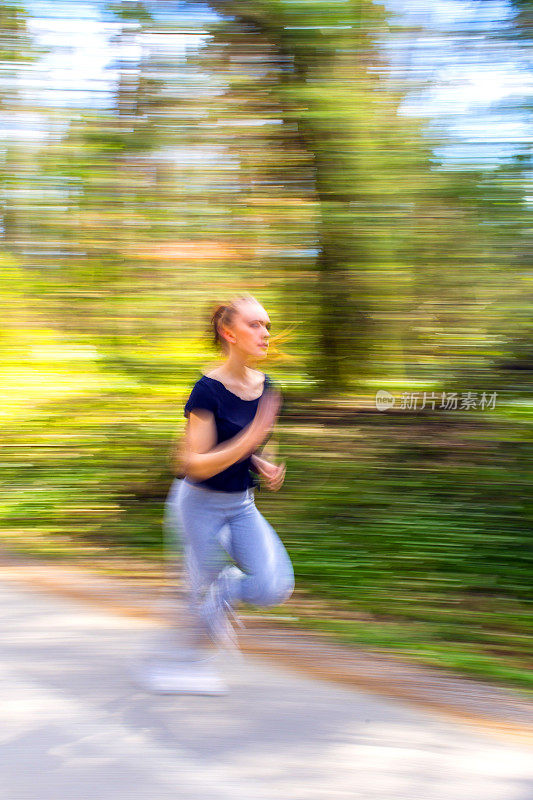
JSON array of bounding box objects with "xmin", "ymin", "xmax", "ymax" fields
[
  {"xmin": 288, "ymin": 615, "xmax": 533, "ymax": 692},
  {"xmin": 1, "ymin": 368, "xmax": 532, "ymax": 692}
]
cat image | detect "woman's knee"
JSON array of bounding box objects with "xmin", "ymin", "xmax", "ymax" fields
[
  {"xmin": 276, "ymin": 570, "xmax": 295, "ymax": 605},
  {"xmin": 251, "ymin": 567, "xmax": 294, "ymax": 607}
]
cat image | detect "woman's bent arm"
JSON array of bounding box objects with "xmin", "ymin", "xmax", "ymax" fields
[
  {"xmin": 181, "ymin": 411, "xmax": 251, "ymax": 481},
  {"xmin": 182, "ymin": 391, "xmax": 280, "ymax": 482}
]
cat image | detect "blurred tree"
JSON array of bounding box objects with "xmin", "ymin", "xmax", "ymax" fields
[
  {"xmin": 0, "ymin": 2, "xmax": 532, "ymax": 670},
  {"xmin": 468, "ymin": 0, "xmax": 533, "ymax": 386},
  {"xmin": 29, "ymin": 0, "xmax": 172, "ymax": 363},
  {"xmin": 184, "ymin": 0, "xmax": 478, "ymax": 390},
  {"xmin": 0, "ymin": 2, "xmax": 40, "ymax": 244},
  {"xmin": 186, "ymin": 0, "xmax": 532, "ymax": 392}
]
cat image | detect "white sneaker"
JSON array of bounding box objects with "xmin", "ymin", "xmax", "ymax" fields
[
  {"xmin": 200, "ymin": 566, "xmax": 246, "ymax": 651},
  {"xmin": 135, "ymin": 659, "xmax": 227, "ymax": 696},
  {"xmin": 201, "ymin": 582, "xmax": 240, "ymax": 651}
]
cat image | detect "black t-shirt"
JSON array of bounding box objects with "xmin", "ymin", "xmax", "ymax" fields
[{"xmin": 183, "ymin": 372, "xmax": 277, "ymax": 492}]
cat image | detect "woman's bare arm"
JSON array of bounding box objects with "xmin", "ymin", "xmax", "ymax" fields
[
  {"xmin": 258, "ymin": 436, "xmax": 278, "ymax": 463},
  {"xmin": 182, "ymin": 391, "xmax": 281, "ymax": 482}
]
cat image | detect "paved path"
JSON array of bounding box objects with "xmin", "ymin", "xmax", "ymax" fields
[
  {"xmin": 1, "ymin": 556, "xmax": 532, "ymax": 736},
  {"xmin": 0, "ymin": 579, "xmax": 532, "ymax": 800}
]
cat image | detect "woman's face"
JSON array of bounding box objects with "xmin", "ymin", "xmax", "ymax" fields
[{"xmin": 224, "ymin": 301, "xmax": 271, "ymax": 359}]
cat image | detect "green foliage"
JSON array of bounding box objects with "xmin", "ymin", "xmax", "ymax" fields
[
  {"xmin": 0, "ymin": 0, "xmax": 531, "ymax": 685},
  {"xmin": 105, "ymin": 1, "xmax": 153, "ymax": 23}
]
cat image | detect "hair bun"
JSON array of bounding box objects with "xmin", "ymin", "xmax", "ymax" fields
[
  {"xmin": 208, "ymin": 295, "xmax": 258, "ymax": 351},
  {"xmin": 210, "ymin": 303, "xmax": 228, "ymax": 347}
]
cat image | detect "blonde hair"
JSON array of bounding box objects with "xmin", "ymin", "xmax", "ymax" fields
[
  {"xmin": 208, "ymin": 293, "xmax": 295, "ymax": 362},
  {"xmin": 209, "ymin": 293, "xmax": 257, "ymax": 352}
]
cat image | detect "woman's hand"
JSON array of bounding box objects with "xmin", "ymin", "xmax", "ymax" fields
[
  {"xmin": 248, "ymin": 389, "xmax": 282, "ymax": 451},
  {"xmin": 251, "ymin": 454, "xmax": 286, "ymax": 492}
]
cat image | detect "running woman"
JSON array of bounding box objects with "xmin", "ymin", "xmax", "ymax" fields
[{"xmin": 141, "ymin": 294, "xmax": 294, "ymax": 694}]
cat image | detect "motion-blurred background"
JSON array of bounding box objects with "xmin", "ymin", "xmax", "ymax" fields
[{"xmin": 1, "ymin": 0, "xmax": 531, "ymax": 688}]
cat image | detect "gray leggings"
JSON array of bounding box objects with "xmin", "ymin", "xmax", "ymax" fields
[{"xmin": 164, "ymin": 478, "xmax": 294, "ymax": 624}]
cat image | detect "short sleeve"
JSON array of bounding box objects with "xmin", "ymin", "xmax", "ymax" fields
[{"xmin": 183, "ymin": 379, "xmax": 216, "ymax": 418}]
